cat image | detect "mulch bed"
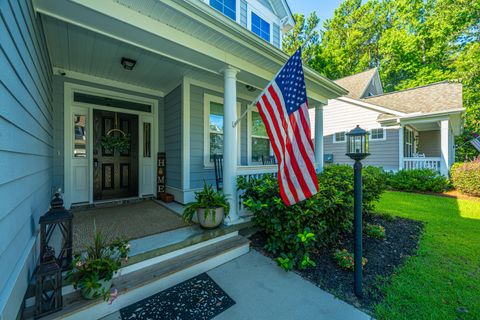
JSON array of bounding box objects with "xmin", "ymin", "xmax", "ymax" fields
[{"xmin": 249, "ymin": 214, "xmax": 424, "ymax": 314}]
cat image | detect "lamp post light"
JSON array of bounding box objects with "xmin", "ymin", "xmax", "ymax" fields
[{"xmin": 346, "ymin": 125, "xmax": 370, "ymax": 298}]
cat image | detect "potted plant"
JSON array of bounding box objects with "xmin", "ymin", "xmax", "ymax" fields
[
  {"xmin": 66, "ymin": 230, "xmax": 130, "ymax": 300},
  {"xmin": 182, "ymin": 182, "xmax": 230, "ymax": 228}
]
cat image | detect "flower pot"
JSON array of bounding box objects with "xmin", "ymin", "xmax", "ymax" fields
[
  {"xmin": 196, "ymin": 207, "xmax": 224, "ymax": 229},
  {"xmin": 81, "ymin": 278, "xmax": 113, "ymax": 300},
  {"xmin": 159, "ymin": 192, "xmax": 174, "ymax": 203}
]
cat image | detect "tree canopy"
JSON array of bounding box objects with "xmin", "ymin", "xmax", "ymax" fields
[{"xmin": 283, "ymin": 0, "xmax": 480, "ymax": 160}]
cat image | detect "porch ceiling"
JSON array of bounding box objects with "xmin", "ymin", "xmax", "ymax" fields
[{"xmin": 34, "ymin": 0, "xmax": 346, "ymax": 104}]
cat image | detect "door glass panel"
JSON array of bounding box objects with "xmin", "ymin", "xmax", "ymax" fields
[
  {"xmin": 74, "ymin": 115, "xmax": 87, "ymax": 157},
  {"xmin": 143, "ymin": 122, "xmax": 151, "ymax": 157}
]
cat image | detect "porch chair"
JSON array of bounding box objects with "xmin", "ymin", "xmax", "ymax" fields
[
  {"xmin": 261, "ymin": 155, "xmax": 276, "ymax": 165},
  {"xmin": 213, "ymin": 154, "xmax": 223, "ymax": 191}
]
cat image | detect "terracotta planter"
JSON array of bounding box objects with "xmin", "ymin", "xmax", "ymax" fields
[
  {"xmin": 81, "ymin": 278, "xmax": 113, "ymax": 300},
  {"xmin": 159, "ymin": 193, "xmax": 174, "ymax": 203},
  {"xmin": 197, "ymin": 207, "xmax": 224, "ymax": 229}
]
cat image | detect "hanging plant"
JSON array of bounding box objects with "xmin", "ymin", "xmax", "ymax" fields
[{"xmin": 101, "ymin": 129, "xmax": 130, "ymax": 153}]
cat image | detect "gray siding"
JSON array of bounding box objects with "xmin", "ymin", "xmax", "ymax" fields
[
  {"xmin": 324, "ymin": 129, "xmax": 400, "ymax": 171},
  {"xmin": 0, "ymin": 1, "xmax": 53, "ymax": 319},
  {"xmin": 240, "ymin": 0, "xmax": 247, "ymax": 28},
  {"xmin": 273, "ymin": 23, "xmax": 280, "ymax": 48},
  {"xmin": 165, "ymin": 86, "xmax": 182, "ymax": 189},
  {"xmin": 51, "ymin": 76, "xmax": 165, "ymax": 192},
  {"xmin": 189, "ymin": 85, "xmax": 248, "ymax": 189},
  {"xmin": 418, "ymin": 130, "xmax": 440, "ymax": 157}
]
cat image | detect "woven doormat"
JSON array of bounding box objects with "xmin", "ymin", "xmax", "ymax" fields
[{"xmin": 120, "ymin": 273, "xmax": 235, "ymax": 320}]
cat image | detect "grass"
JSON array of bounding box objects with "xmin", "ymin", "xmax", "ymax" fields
[{"xmin": 374, "ymin": 191, "xmax": 480, "ymax": 320}]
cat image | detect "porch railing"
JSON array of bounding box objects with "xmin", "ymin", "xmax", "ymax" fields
[
  {"xmin": 403, "ymin": 157, "xmax": 441, "ymax": 171},
  {"xmin": 236, "ymin": 165, "xmax": 277, "ymax": 217}
]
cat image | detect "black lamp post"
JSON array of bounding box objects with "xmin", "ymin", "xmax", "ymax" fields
[{"xmin": 346, "ymin": 125, "xmax": 370, "ymax": 298}]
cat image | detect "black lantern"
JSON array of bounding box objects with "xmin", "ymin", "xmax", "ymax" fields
[
  {"xmin": 35, "ymin": 247, "xmax": 63, "ymax": 318},
  {"xmin": 346, "ymin": 125, "xmax": 370, "ymax": 160},
  {"xmin": 346, "ymin": 125, "xmax": 370, "ymax": 298},
  {"xmin": 39, "ymin": 193, "xmax": 73, "ymax": 271}
]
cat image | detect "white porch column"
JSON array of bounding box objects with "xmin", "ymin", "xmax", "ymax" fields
[
  {"xmin": 221, "ymin": 67, "xmax": 239, "ymax": 223},
  {"xmin": 440, "ymin": 119, "xmax": 451, "ymax": 176},
  {"xmin": 398, "ymin": 125, "xmax": 404, "ymax": 170},
  {"xmin": 314, "ymin": 104, "xmax": 324, "ymax": 173}
]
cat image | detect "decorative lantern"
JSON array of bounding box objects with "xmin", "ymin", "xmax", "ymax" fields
[
  {"xmin": 34, "ymin": 247, "xmax": 63, "ymax": 318},
  {"xmin": 346, "ymin": 125, "xmax": 370, "ymax": 160},
  {"xmin": 345, "ymin": 125, "xmax": 371, "ymax": 298},
  {"xmin": 39, "ymin": 193, "xmax": 73, "ymax": 271}
]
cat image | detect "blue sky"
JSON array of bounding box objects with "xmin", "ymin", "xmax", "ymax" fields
[{"xmin": 288, "ymin": 0, "xmax": 343, "ymax": 25}]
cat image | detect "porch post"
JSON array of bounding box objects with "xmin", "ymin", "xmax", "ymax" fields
[
  {"xmin": 398, "ymin": 125, "xmax": 404, "ymax": 170},
  {"xmin": 440, "ymin": 119, "xmax": 450, "ymax": 176},
  {"xmin": 314, "ymin": 104, "xmax": 324, "ymax": 173},
  {"xmin": 221, "ymin": 66, "xmax": 239, "ymax": 223}
]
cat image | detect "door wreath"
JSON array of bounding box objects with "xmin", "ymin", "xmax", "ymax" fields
[{"xmin": 101, "ymin": 128, "xmax": 130, "ymax": 153}]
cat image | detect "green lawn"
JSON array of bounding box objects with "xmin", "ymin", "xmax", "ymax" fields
[{"xmin": 374, "ymin": 191, "xmax": 480, "ymax": 320}]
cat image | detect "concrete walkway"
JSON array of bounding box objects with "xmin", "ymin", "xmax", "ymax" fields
[
  {"xmin": 208, "ymin": 250, "xmax": 370, "ymax": 320},
  {"xmin": 102, "ymin": 250, "xmax": 370, "ymax": 320}
]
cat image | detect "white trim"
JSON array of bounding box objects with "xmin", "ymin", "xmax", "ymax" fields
[
  {"xmin": 338, "ymin": 97, "xmax": 407, "ymax": 117},
  {"xmin": 63, "ymin": 82, "xmax": 158, "ymax": 208},
  {"xmin": 333, "ymin": 131, "xmax": 347, "ymax": 143},
  {"xmin": 52, "ymin": 67, "xmax": 164, "ymax": 97},
  {"xmin": 182, "ymin": 78, "xmax": 191, "ymax": 190},
  {"xmin": 369, "ymin": 127, "xmax": 387, "ymax": 141},
  {"xmin": 203, "ymin": 94, "xmax": 241, "ymax": 168},
  {"xmin": 186, "ymin": 77, "xmax": 256, "ymax": 101}
]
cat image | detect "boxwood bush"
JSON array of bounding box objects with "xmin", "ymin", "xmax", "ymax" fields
[
  {"xmin": 386, "ymin": 169, "xmax": 450, "ymax": 193},
  {"xmin": 451, "ymin": 158, "xmax": 480, "ymax": 196},
  {"xmin": 237, "ymin": 164, "xmax": 387, "ymax": 270}
]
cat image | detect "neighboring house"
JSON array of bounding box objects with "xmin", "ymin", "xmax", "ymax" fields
[
  {"xmin": 0, "ymin": 0, "xmax": 346, "ymax": 319},
  {"xmin": 310, "ymin": 68, "xmax": 464, "ymax": 175}
]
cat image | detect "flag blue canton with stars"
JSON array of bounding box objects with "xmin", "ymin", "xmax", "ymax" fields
[{"xmin": 274, "ymin": 49, "xmax": 308, "ymax": 115}]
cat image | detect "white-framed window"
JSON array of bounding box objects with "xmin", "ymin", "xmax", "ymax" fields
[
  {"xmin": 404, "ymin": 127, "xmax": 415, "ymax": 157},
  {"xmin": 370, "ymin": 128, "xmax": 386, "ymax": 141},
  {"xmin": 333, "ymin": 131, "xmax": 346, "ymax": 143},
  {"xmin": 210, "ymin": 0, "xmax": 236, "ymax": 20},
  {"xmin": 203, "ymin": 94, "xmax": 241, "ymax": 167},
  {"xmin": 251, "ymin": 12, "xmax": 270, "ymax": 42},
  {"xmin": 248, "ymin": 109, "xmax": 273, "ymax": 164}
]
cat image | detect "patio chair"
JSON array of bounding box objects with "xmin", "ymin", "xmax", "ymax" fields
[{"xmin": 213, "ymin": 154, "xmax": 223, "ymax": 191}]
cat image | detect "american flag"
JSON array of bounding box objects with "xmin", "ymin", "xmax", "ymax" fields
[
  {"xmin": 255, "ymin": 49, "xmax": 319, "ymax": 206},
  {"xmin": 470, "ymin": 136, "xmax": 480, "ymax": 152}
]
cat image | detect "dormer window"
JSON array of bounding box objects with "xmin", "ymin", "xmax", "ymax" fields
[
  {"xmin": 251, "ymin": 12, "xmax": 270, "ymax": 42},
  {"xmin": 211, "ymin": 0, "xmax": 236, "ymax": 21}
]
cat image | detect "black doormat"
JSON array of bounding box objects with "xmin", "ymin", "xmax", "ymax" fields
[{"xmin": 120, "ymin": 273, "xmax": 235, "ymax": 320}]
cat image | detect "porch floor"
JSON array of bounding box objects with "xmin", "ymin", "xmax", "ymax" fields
[{"xmin": 73, "ymin": 200, "xmax": 190, "ymax": 252}]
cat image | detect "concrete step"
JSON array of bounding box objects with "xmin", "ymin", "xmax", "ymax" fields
[{"xmin": 23, "ymin": 235, "xmax": 250, "ymax": 320}]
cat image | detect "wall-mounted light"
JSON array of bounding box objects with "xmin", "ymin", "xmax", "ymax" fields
[
  {"xmin": 245, "ymin": 85, "xmax": 256, "ymax": 92},
  {"xmin": 121, "ymin": 57, "xmax": 137, "ymax": 70}
]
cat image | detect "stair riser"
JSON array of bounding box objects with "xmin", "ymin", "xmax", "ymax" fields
[
  {"xmin": 24, "ymin": 231, "xmax": 239, "ymax": 308},
  {"xmin": 55, "ymin": 244, "xmax": 250, "ymax": 320}
]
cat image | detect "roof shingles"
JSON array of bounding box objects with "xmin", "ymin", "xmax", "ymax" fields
[{"xmin": 334, "ymin": 68, "xmax": 378, "ymax": 99}]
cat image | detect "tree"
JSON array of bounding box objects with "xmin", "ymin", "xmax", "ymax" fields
[{"xmin": 282, "ymin": 12, "xmax": 320, "ymax": 64}]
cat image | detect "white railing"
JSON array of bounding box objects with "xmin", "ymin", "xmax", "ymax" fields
[
  {"xmin": 236, "ymin": 165, "xmax": 277, "ymax": 217},
  {"xmin": 403, "ymin": 157, "xmax": 441, "ymax": 172}
]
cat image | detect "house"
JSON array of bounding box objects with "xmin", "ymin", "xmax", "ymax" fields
[
  {"xmin": 0, "ymin": 0, "xmax": 346, "ymax": 319},
  {"xmin": 310, "ymin": 68, "xmax": 464, "ymax": 175}
]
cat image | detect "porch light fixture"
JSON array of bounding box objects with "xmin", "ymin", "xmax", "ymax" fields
[
  {"xmin": 245, "ymin": 85, "xmax": 257, "ymax": 92},
  {"xmin": 121, "ymin": 57, "xmax": 137, "ymax": 70},
  {"xmin": 345, "ymin": 125, "xmax": 370, "ymax": 298}
]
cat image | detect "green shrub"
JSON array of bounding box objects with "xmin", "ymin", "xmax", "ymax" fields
[
  {"xmin": 386, "ymin": 169, "xmax": 450, "ymax": 193},
  {"xmin": 365, "ymin": 223, "xmax": 386, "ymax": 239},
  {"xmin": 237, "ymin": 164, "xmax": 387, "ymax": 270},
  {"xmin": 333, "ymin": 249, "xmax": 368, "ymax": 270},
  {"xmin": 451, "ymin": 158, "xmax": 480, "ymax": 196}
]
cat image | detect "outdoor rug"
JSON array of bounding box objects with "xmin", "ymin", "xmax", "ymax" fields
[{"xmin": 120, "ymin": 273, "xmax": 235, "ymax": 320}]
